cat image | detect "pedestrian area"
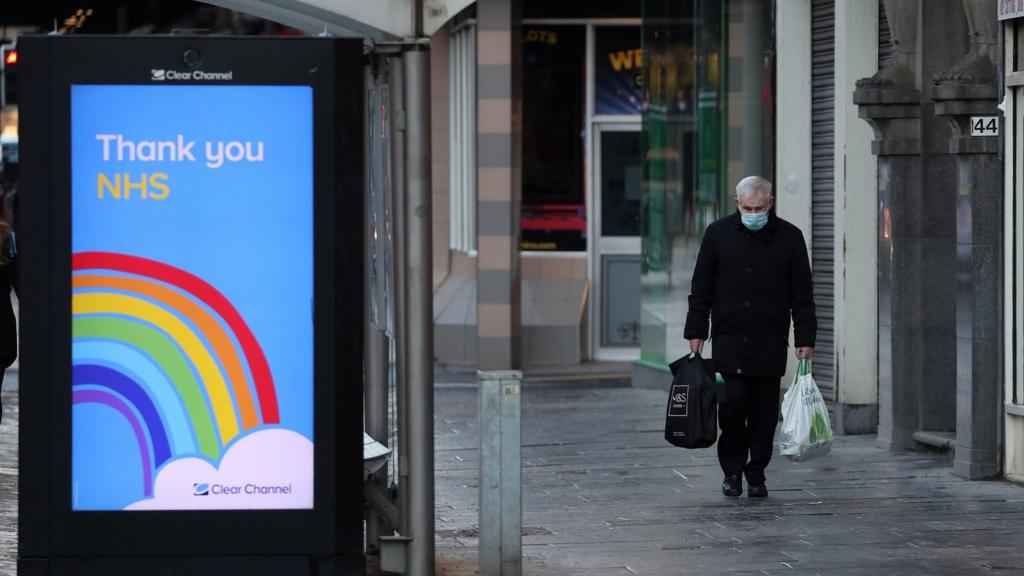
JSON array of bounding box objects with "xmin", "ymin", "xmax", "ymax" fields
[
  {"xmin": 431, "ymin": 383, "xmax": 1024, "ymax": 576},
  {"xmin": 3, "ymin": 383, "xmax": 1024, "ymax": 575},
  {"xmin": 0, "ymin": 390, "xmax": 17, "ymax": 576}
]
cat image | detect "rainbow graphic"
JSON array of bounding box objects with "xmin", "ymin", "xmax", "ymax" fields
[{"xmin": 72, "ymin": 251, "xmax": 279, "ymax": 498}]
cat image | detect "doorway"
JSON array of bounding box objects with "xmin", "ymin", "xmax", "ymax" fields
[{"xmin": 591, "ymin": 123, "xmax": 642, "ymax": 360}]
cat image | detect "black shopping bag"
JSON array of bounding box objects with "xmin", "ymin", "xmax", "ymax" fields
[{"xmin": 664, "ymin": 352, "xmax": 718, "ymax": 448}]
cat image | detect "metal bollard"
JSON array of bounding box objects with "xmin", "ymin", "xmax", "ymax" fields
[{"xmin": 478, "ymin": 370, "xmax": 522, "ymax": 576}]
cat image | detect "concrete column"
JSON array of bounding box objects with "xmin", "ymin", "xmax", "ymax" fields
[
  {"xmin": 938, "ymin": 93, "xmax": 1002, "ymax": 478},
  {"xmin": 774, "ymin": 0, "xmax": 811, "ymax": 256},
  {"xmin": 855, "ymin": 0, "xmax": 969, "ymax": 450},
  {"xmin": 932, "ymin": 0, "xmax": 1002, "ymax": 480},
  {"xmin": 915, "ymin": 3, "xmax": 967, "ymax": 435},
  {"xmin": 855, "ymin": 87, "xmax": 922, "ymax": 450},
  {"xmin": 773, "ymin": 0, "xmax": 811, "ymax": 388},
  {"xmin": 476, "ymin": 0, "xmax": 522, "ymax": 370},
  {"xmin": 834, "ymin": 0, "xmax": 880, "ymax": 434}
]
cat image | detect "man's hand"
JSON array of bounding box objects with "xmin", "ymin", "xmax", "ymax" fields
[
  {"xmin": 689, "ymin": 339, "xmax": 704, "ymax": 354},
  {"xmin": 795, "ymin": 346, "xmax": 813, "ymax": 359}
]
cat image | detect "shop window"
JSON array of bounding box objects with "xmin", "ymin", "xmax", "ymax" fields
[
  {"xmin": 450, "ymin": 23, "xmax": 476, "ymax": 253},
  {"xmin": 595, "ymin": 26, "xmax": 644, "ymax": 116},
  {"xmin": 638, "ymin": 0, "xmax": 773, "ymax": 368},
  {"xmin": 522, "ymin": 25, "xmax": 586, "ymax": 251}
]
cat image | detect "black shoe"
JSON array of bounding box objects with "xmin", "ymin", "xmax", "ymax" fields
[
  {"xmin": 721, "ymin": 475, "xmax": 742, "ymax": 497},
  {"xmin": 747, "ymin": 483, "xmax": 768, "ymax": 498}
]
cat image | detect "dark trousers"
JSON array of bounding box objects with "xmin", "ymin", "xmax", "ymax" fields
[{"xmin": 717, "ymin": 374, "xmax": 781, "ymax": 485}]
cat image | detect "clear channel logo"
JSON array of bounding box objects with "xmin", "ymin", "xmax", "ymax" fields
[
  {"xmin": 150, "ymin": 68, "xmax": 233, "ymax": 82},
  {"xmin": 191, "ymin": 481, "xmax": 294, "ymax": 497}
]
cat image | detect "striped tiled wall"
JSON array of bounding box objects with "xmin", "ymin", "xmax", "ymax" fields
[{"xmin": 476, "ymin": 0, "xmax": 522, "ymax": 370}]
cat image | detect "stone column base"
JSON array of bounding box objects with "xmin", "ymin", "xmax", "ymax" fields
[
  {"xmin": 877, "ymin": 425, "xmax": 918, "ymax": 451},
  {"xmin": 834, "ymin": 403, "xmax": 879, "ymax": 435},
  {"xmin": 954, "ymin": 445, "xmax": 1001, "ymax": 480}
]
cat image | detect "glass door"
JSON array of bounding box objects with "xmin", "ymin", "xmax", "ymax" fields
[{"xmin": 592, "ymin": 123, "xmax": 642, "ymax": 360}]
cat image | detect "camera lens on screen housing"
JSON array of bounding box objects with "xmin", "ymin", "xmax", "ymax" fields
[{"xmin": 182, "ymin": 48, "xmax": 202, "ymax": 69}]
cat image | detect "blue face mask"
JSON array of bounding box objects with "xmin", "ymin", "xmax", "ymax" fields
[{"xmin": 741, "ymin": 212, "xmax": 769, "ymax": 231}]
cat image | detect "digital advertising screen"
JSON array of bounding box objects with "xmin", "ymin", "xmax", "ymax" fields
[{"xmin": 70, "ymin": 84, "xmax": 314, "ymax": 511}]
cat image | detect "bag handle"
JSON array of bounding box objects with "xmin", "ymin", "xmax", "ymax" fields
[{"xmin": 797, "ymin": 357, "xmax": 811, "ymax": 376}]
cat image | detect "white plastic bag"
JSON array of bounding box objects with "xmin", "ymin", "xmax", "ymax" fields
[{"xmin": 779, "ymin": 359, "xmax": 833, "ymax": 461}]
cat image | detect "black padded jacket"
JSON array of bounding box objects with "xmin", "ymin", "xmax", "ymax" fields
[{"xmin": 683, "ymin": 211, "xmax": 817, "ymax": 378}]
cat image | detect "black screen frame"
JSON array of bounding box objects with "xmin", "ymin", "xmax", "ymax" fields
[{"xmin": 18, "ymin": 35, "xmax": 364, "ymax": 567}]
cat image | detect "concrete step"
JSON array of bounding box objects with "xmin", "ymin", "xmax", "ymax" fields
[{"xmin": 912, "ymin": 429, "xmax": 956, "ymax": 454}]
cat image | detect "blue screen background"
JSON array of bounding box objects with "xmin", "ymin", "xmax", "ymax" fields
[{"xmin": 71, "ymin": 84, "xmax": 314, "ymax": 510}]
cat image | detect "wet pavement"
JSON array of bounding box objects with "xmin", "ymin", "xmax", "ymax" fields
[
  {"xmin": 4, "ymin": 377, "xmax": 1024, "ymax": 575},
  {"xmin": 432, "ymin": 383, "xmax": 1024, "ymax": 575},
  {"xmin": 0, "ymin": 374, "xmax": 17, "ymax": 576}
]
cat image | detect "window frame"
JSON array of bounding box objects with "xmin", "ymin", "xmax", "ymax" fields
[{"xmin": 449, "ymin": 21, "xmax": 477, "ymax": 253}]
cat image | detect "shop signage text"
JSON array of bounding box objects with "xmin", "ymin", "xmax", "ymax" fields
[
  {"xmin": 999, "ymin": 0, "xmax": 1024, "ymax": 20},
  {"xmin": 609, "ymin": 49, "xmax": 643, "ymax": 72}
]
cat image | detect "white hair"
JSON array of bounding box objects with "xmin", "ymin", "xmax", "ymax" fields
[{"xmin": 735, "ymin": 176, "xmax": 773, "ymax": 200}]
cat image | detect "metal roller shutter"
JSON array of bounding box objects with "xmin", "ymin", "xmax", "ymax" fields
[
  {"xmin": 878, "ymin": 1, "xmax": 893, "ymax": 68},
  {"xmin": 810, "ymin": 0, "xmax": 836, "ymax": 409}
]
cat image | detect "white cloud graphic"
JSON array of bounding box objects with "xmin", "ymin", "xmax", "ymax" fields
[{"xmin": 125, "ymin": 428, "xmax": 313, "ymax": 510}]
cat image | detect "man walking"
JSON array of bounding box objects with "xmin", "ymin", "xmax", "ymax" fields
[{"xmin": 684, "ymin": 176, "xmax": 816, "ymax": 498}]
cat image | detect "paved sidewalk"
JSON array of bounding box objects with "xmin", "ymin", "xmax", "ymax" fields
[
  {"xmin": 0, "ymin": 387, "xmax": 17, "ymax": 576},
  {"xmin": 434, "ymin": 384, "xmax": 1024, "ymax": 575},
  {"xmin": 4, "ymin": 381, "xmax": 1024, "ymax": 575}
]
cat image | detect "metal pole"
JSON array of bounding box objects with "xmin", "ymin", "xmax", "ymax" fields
[
  {"xmin": 390, "ymin": 55, "xmax": 409, "ymax": 534},
  {"xmin": 402, "ymin": 47, "xmax": 434, "ymax": 576}
]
